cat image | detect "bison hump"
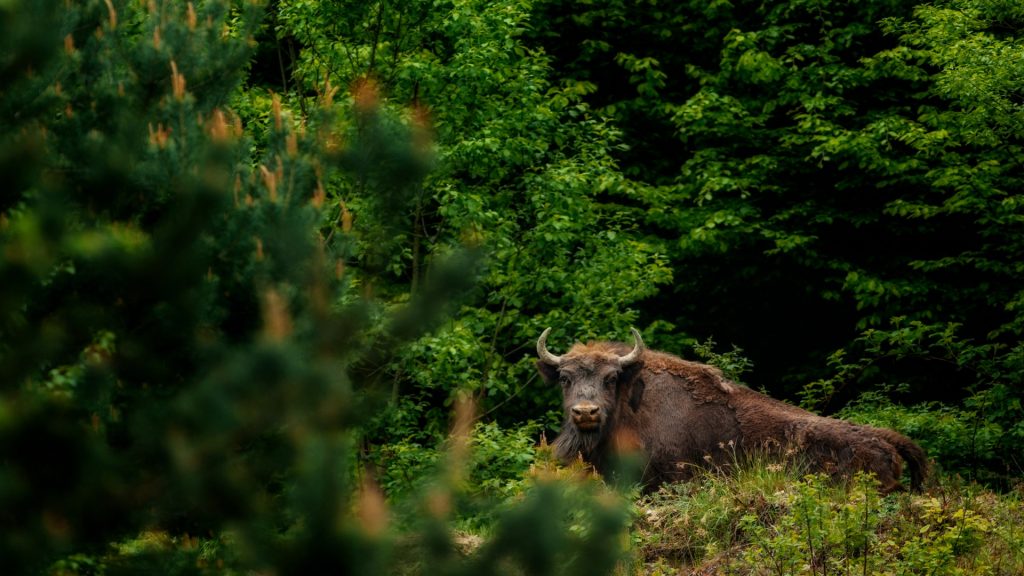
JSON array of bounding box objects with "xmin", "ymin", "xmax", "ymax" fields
[{"xmin": 642, "ymin": 351, "xmax": 736, "ymax": 402}]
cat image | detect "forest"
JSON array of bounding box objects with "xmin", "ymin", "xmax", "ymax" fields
[{"xmin": 2, "ymin": 0, "xmax": 1024, "ymax": 573}]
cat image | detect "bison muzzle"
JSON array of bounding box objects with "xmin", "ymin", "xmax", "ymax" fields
[{"xmin": 537, "ymin": 327, "xmax": 929, "ymax": 493}]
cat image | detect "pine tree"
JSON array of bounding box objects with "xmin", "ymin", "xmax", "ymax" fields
[{"xmin": 1, "ymin": 1, "xmax": 631, "ymax": 573}]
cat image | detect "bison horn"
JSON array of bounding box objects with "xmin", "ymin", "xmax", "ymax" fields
[
  {"xmin": 537, "ymin": 327, "xmax": 563, "ymax": 366},
  {"xmin": 618, "ymin": 328, "xmax": 645, "ymax": 367}
]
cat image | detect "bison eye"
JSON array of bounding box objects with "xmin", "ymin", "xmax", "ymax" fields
[
  {"xmin": 604, "ymin": 373, "xmax": 618, "ymax": 386},
  {"xmin": 558, "ymin": 375, "xmax": 571, "ymax": 387}
]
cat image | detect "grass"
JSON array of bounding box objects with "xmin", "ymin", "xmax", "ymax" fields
[{"xmin": 631, "ymin": 455, "xmax": 1024, "ymax": 576}]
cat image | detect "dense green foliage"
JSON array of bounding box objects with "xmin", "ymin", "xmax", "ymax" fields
[{"xmin": 2, "ymin": 0, "xmax": 1024, "ymax": 573}]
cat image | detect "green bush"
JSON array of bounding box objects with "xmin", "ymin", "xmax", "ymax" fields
[
  {"xmin": 840, "ymin": 390, "xmax": 1003, "ymax": 480},
  {"xmin": 369, "ymin": 419, "xmax": 540, "ymax": 503}
]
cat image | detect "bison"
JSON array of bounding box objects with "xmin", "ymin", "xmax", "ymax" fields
[{"xmin": 536, "ymin": 328, "xmax": 928, "ymax": 493}]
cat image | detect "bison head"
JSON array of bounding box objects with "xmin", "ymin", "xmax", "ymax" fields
[{"xmin": 536, "ymin": 328, "xmax": 646, "ymax": 440}]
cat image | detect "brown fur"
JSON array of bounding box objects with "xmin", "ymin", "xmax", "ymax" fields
[{"xmin": 540, "ymin": 342, "xmax": 929, "ymax": 493}]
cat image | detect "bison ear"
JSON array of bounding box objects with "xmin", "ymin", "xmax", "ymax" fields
[
  {"xmin": 536, "ymin": 360, "xmax": 559, "ymax": 384},
  {"xmin": 621, "ymin": 363, "xmax": 645, "ymax": 411}
]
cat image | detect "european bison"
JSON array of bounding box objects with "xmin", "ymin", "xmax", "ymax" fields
[{"xmin": 536, "ymin": 328, "xmax": 928, "ymax": 493}]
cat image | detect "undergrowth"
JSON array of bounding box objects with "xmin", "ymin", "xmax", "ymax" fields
[
  {"xmin": 48, "ymin": 435, "xmax": 1024, "ymax": 575},
  {"xmin": 633, "ymin": 457, "xmax": 1024, "ymax": 576}
]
